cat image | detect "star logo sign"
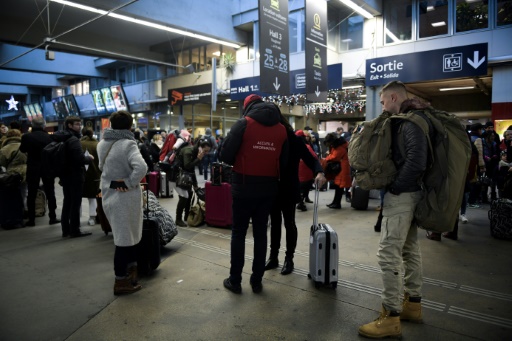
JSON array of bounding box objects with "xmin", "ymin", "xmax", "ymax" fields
[{"xmin": 6, "ymin": 96, "xmax": 19, "ymax": 111}]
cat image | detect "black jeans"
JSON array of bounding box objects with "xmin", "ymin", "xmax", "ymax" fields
[
  {"xmin": 26, "ymin": 167, "xmax": 57, "ymax": 222},
  {"xmin": 299, "ymin": 180, "xmax": 313, "ymax": 203},
  {"xmin": 229, "ymin": 196, "xmax": 275, "ymax": 285},
  {"xmin": 269, "ymin": 193, "xmax": 298, "ymax": 260},
  {"xmin": 114, "ymin": 244, "xmax": 138, "ymax": 277},
  {"xmin": 331, "ymin": 184, "xmax": 344, "ymax": 205},
  {"xmin": 176, "ymin": 188, "xmax": 193, "ymax": 221},
  {"xmin": 61, "ymin": 176, "xmax": 84, "ymax": 235}
]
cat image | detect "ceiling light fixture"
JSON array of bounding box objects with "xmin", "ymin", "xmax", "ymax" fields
[
  {"xmin": 50, "ymin": 0, "xmax": 241, "ymax": 49},
  {"xmin": 431, "ymin": 21, "xmax": 446, "ymax": 27},
  {"xmin": 338, "ymin": 0, "xmax": 374, "ymax": 19},
  {"xmin": 439, "ymin": 86, "xmax": 474, "ymax": 91}
]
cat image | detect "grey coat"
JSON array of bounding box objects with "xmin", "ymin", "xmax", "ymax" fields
[{"xmin": 97, "ymin": 129, "xmax": 148, "ymax": 247}]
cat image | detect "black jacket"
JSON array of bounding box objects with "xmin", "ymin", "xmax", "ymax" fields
[
  {"xmin": 19, "ymin": 128, "xmax": 53, "ymax": 168},
  {"xmin": 389, "ymin": 99, "xmax": 432, "ymax": 195},
  {"xmin": 280, "ymin": 130, "xmax": 323, "ymax": 203},
  {"xmin": 52, "ymin": 129, "xmax": 92, "ymax": 180},
  {"xmin": 219, "ymin": 101, "xmax": 289, "ymax": 199}
]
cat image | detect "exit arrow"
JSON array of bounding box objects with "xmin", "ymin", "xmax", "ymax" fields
[
  {"xmin": 467, "ymin": 51, "xmax": 485, "ymax": 69},
  {"xmin": 273, "ymin": 77, "xmax": 281, "ymax": 91},
  {"xmin": 315, "ymin": 86, "xmax": 321, "ymax": 97}
]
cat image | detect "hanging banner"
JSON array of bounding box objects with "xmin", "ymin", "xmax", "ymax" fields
[
  {"xmin": 305, "ymin": 0, "xmax": 328, "ymax": 103},
  {"xmin": 258, "ymin": 0, "xmax": 290, "ymax": 95}
]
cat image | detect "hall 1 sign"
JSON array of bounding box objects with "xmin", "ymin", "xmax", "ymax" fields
[
  {"xmin": 305, "ymin": 0, "xmax": 328, "ymax": 103},
  {"xmin": 365, "ymin": 43, "xmax": 488, "ymax": 87},
  {"xmin": 258, "ymin": 0, "xmax": 290, "ymax": 95}
]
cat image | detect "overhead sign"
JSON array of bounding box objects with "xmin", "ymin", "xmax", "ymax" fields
[
  {"xmin": 305, "ymin": 0, "xmax": 328, "ymax": 102},
  {"xmin": 366, "ymin": 43, "xmax": 488, "ymax": 86},
  {"xmin": 258, "ymin": 0, "xmax": 290, "ymax": 95},
  {"xmin": 168, "ymin": 84, "xmax": 212, "ymax": 106},
  {"xmin": 230, "ymin": 64, "xmax": 342, "ymax": 101}
]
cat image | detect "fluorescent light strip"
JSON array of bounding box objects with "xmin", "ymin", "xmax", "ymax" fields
[
  {"xmin": 339, "ymin": 0, "xmax": 374, "ymax": 20},
  {"xmin": 431, "ymin": 21, "xmax": 446, "ymax": 27},
  {"xmin": 50, "ymin": 0, "xmax": 240, "ymax": 49},
  {"xmin": 439, "ymin": 86, "xmax": 474, "ymax": 91}
]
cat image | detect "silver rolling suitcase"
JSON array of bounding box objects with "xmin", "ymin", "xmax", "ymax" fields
[
  {"xmin": 159, "ymin": 171, "xmax": 173, "ymax": 198},
  {"xmin": 308, "ymin": 185, "xmax": 339, "ymax": 289}
]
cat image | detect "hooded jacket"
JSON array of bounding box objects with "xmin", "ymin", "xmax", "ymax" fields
[{"xmin": 219, "ymin": 100, "xmax": 289, "ymax": 199}]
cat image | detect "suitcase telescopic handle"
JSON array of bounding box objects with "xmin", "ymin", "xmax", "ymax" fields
[{"xmin": 313, "ymin": 180, "xmax": 320, "ymax": 228}]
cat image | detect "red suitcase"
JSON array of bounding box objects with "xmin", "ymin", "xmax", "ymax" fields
[
  {"xmin": 148, "ymin": 171, "xmax": 160, "ymax": 197},
  {"xmin": 205, "ymin": 181, "xmax": 232, "ymax": 228}
]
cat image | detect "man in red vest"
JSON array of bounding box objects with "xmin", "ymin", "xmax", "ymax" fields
[{"xmin": 219, "ymin": 94, "xmax": 289, "ymax": 294}]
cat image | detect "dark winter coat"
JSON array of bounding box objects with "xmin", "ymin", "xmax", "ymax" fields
[
  {"xmin": 19, "ymin": 127, "xmax": 53, "ymax": 169},
  {"xmin": 388, "ymin": 98, "xmax": 432, "ymax": 195},
  {"xmin": 80, "ymin": 135, "xmax": 101, "ymax": 198},
  {"xmin": 219, "ymin": 101, "xmax": 289, "ymax": 199},
  {"xmin": 52, "ymin": 129, "xmax": 92, "ymax": 181}
]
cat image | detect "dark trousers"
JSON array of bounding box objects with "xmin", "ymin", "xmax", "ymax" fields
[
  {"xmin": 114, "ymin": 244, "xmax": 138, "ymax": 277},
  {"xmin": 176, "ymin": 189, "xmax": 193, "ymax": 221},
  {"xmin": 331, "ymin": 184, "xmax": 344, "ymax": 205},
  {"xmin": 61, "ymin": 177, "xmax": 84, "ymax": 235},
  {"xmin": 26, "ymin": 168, "xmax": 57, "ymax": 222},
  {"xmin": 229, "ymin": 196, "xmax": 274, "ymax": 285},
  {"xmin": 299, "ymin": 180, "xmax": 313, "ymax": 203},
  {"xmin": 202, "ymin": 154, "xmax": 215, "ymax": 180},
  {"xmin": 269, "ymin": 193, "xmax": 298, "ymax": 260}
]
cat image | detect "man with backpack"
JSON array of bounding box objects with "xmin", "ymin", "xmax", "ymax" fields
[
  {"xmin": 358, "ymin": 81, "xmax": 433, "ymax": 339},
  {"xmin": 51, "ymin": 116, "xmax": 94, "ymax": 238}
]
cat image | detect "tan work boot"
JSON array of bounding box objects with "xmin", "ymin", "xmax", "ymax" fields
[
  {"xmin": 114, "ymin": 278, "xmax": 142, "ymax": 295},
  {"xmin": 127, "ymin": 265, "xmax": 139, "ymax": 285},
  {"xmin": 358, "ymin": 306, "xmax": 401, "ymax": 339},
  {"xmin": 400, "ymin": 293, "xmax": 423, "ymax": 323}
]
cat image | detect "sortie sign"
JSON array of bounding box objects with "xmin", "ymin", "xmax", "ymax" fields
[{"xmin": 365, "ymin": 43, "xmax": 488, "ymax": 86}]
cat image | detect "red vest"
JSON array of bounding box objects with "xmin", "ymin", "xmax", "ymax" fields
[{"xmin": 233, "ymin": 117, "xmax": 287, "ymax": 177}]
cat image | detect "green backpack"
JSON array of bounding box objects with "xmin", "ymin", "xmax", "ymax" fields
[{"xmin": 348, "ymin": 108, "xmax": 471, "ymax": 232}]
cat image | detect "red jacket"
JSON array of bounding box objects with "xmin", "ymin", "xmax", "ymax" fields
[
  {"xmin": 298, "ymin": 144, "xmax": 317, "ymax": 182},
  {"xmin": 321, "ymin": 142, "xmax": 351, "ymax": 188},
  {"xmin": 159, "ymin": 134, "xmax": 177, "ymax": 161}
]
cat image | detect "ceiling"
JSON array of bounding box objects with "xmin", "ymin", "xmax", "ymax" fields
[{"xmin": 0, "ymin": 0, "xmax": 209, "ymax": 65}]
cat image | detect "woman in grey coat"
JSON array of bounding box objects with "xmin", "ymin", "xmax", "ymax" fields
[{"xmin": 97, "ymin": 111, "xmax": 148, "ymax": 295}]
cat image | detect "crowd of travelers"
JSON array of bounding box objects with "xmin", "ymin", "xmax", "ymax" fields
[{"xmin": 1, "ymin": 86, "xmax": 512, "ymax": 338}]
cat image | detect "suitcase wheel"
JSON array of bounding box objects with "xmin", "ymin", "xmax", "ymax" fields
[
  {"xmin": 314, "ymin": 281, "xmax": 321, "ymax": 289},
  {"xmin": 104, "ymin": 231, "xmax": 108, "ymax": 236},
  {"xmin": 307, "ymin": 274, "xmax": 312, "ymax": 279},
  {"xmin": 331, "ymin": 282, "xmax": 338, "ymax": 289}
]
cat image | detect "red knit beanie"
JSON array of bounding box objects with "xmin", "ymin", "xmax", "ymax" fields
[{"xmin": 243, "ymin": 94, "xmax": 262, "ymax": 109}]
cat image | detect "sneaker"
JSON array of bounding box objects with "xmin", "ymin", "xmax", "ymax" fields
[
  {"xmin": 88, "ymin": 218, "xmax": 96, "ymax": 226},
  {"xmin": 176, "ymin": 219, "xmax": 187, "ymax": 227},
  {"xmin": 460, "ymin": 214, "xmax": 468, "ymax": 224},
  {"xmin": 426, "ymin": 231, "xmax": 441, "ymax": 241},
  {"xmin": 296, "ymin": 203, "xmax": 307, "ymax": 212},
  {"xmin": 468, "ymin": 204, "xmax": 481, "ymax": 209},
  {"xmin": 223, "ymin": 278, "xmax": 242, "ymax": 294}
]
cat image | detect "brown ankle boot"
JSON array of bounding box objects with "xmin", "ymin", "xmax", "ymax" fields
[
  {"xmin": 359, "ymin": 306, "xmax": 401, "ymax": 339},
  {"xmin": 127, "ymin": 265, "xmax": 139, "ymax": 285},
  {"xmin": 400, "ymin": 293, "xmax": 423, "ymax": 323},
  {"xmin": 114, "ymin": 278, "xmax": 142, "ymax": 295}
]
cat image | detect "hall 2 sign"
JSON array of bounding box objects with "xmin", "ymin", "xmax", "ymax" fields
[{"xmin": 365, "ymin": 43, "xmax": 487, "ymax": 87}]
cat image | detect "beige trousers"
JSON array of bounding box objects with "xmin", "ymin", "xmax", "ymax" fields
[{"xmin": 378, "ymin": 191, "xmax": 423, "ymax": 312}]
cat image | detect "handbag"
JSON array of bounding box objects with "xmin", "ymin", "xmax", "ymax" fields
[
  {"xmin": 478, "ymin": 172, "xmax": 492, "ymax": 186},
  {"xmin": 325, "ymin": 161, "xmax": 342, "ymax": 177},
  {"xmin": 187, "ymin": 193, "xmax": 205, "ymax": 227},
  {"xmin": 195, "ymin": 187, "xmax": 206, "ymax": 202},
  {"xmin": 0, "ymin": 172, "xmax": 22, "ymax": 188},
  {"xmin": 176, "ymin": 169, "xmax": 194, "ymax": 189}
]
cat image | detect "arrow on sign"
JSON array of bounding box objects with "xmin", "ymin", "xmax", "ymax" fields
[
  {"xmin": 273, "ymin": 77, "xmax": 281, "ymax": 91},
  {"xmin": 467, "ymin": 51, "xmax": 485, "ymax": 69},
  {"xmin": 315, "ymin": 86, "xmax": 321, "ymax": 97}
]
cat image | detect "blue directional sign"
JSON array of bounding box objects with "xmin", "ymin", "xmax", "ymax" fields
[
  {"xmin": 230, "ymin": 63, "xmax": 342, "ymax": 101},
  {"xmin": 305, "ymin": 0, "xmax": 328, "ymax": 103},
  {"xmin": 366, "ymin": 43, "xmax": 487, "ymax": 86}
]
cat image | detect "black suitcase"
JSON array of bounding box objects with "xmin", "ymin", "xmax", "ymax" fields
[
  {"xmin": 488, "ymin": 199, "xmax": 512, "ymax": 239},
  {"xmin": 211, "ymin": 162, "xmax": 232, "ymax": 185},
  {"xmin": 0, "ymin": 184, "xmax": 24, "ymax": 229},
  {"xmin": 351, "ymin": 186, "xmax": 370, "ymax": 210},
  {"xmin": 138, "ymin": 182, "xmax": 161, "ymax": 276}
]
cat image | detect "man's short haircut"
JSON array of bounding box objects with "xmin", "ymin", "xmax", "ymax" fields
[
  {"xmin": 32, "ymin": 117, "xmax": 46, "ymax": 129},
  {"xmin": 110, "ymin": 110, "xmax": 133, "ymax": 130},
  {"xmin": 65, "ymin": 116, "xmax": 81, "ymax": 127},
  {"xmin": 380, "ymin": 80, "xmax": 407, "ymax": 96}
]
